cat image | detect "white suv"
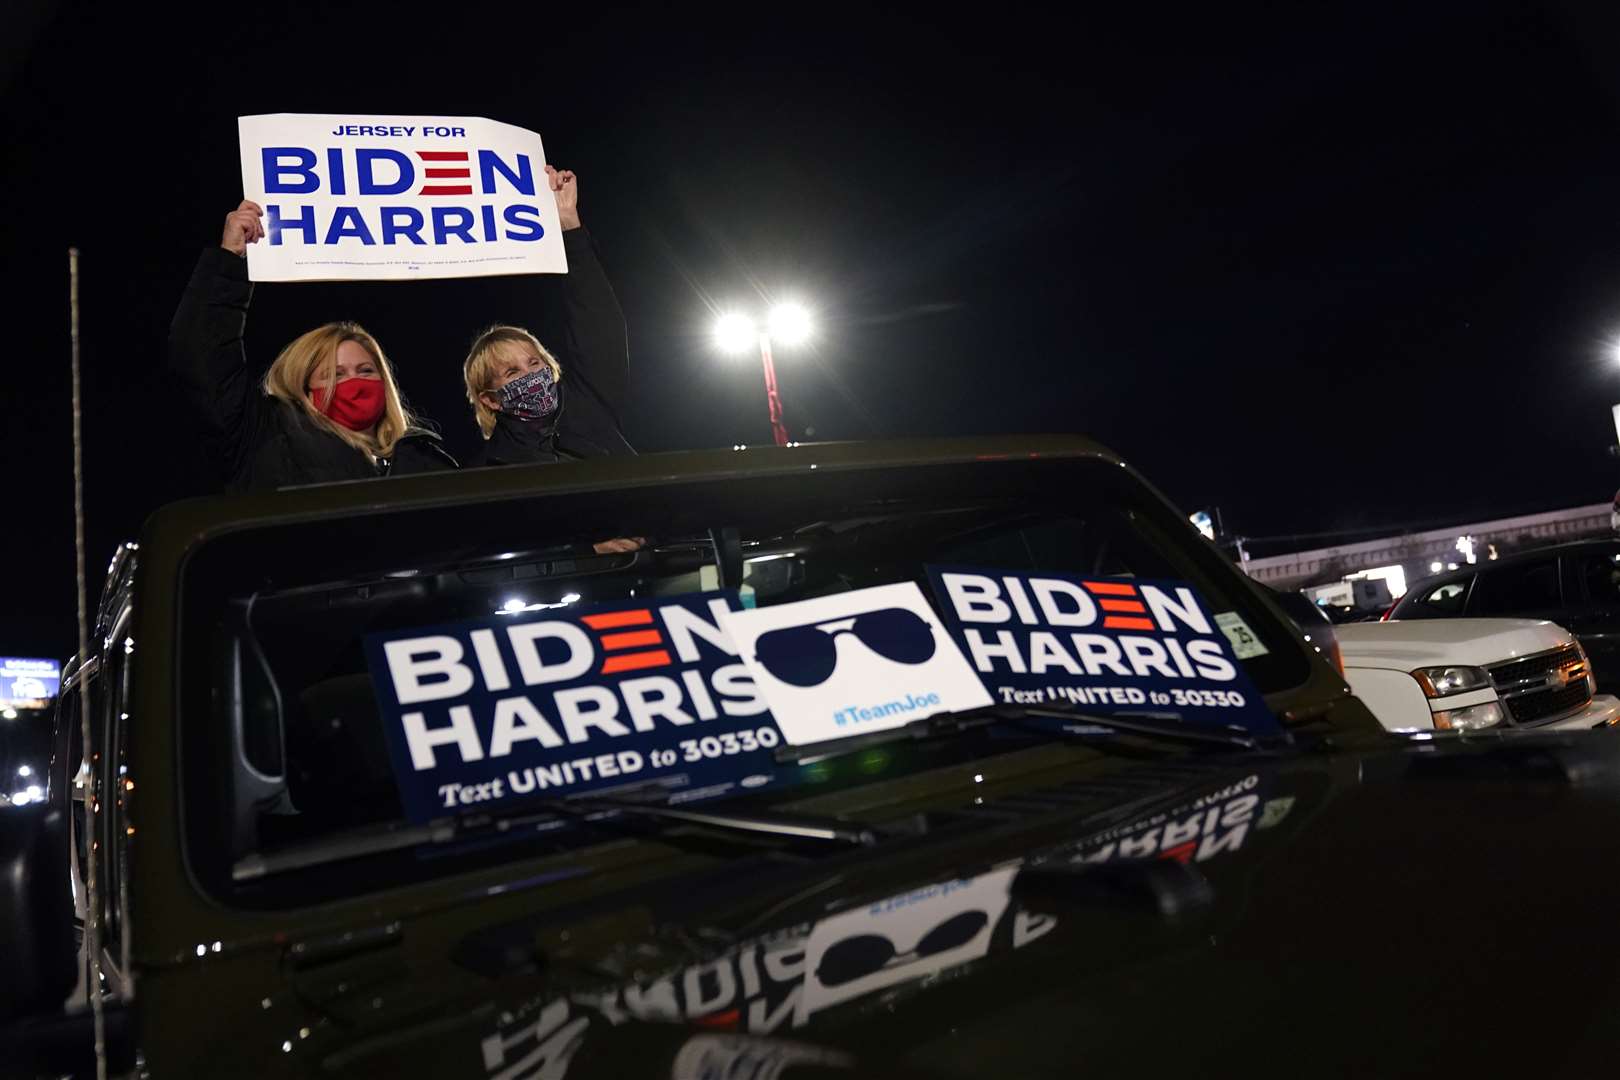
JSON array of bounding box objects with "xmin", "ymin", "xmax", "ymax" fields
[{"xmin": 1333, "ymin": 619, "xmax": 1620, "ymax": 733}]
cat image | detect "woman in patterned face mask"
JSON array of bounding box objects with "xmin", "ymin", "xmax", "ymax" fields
[{"xmin": 462, "ymin": 167, "xmax": 634, "ymax": 466}]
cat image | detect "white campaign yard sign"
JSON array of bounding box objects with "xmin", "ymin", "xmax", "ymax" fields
[
  {"xmin": 237, "ymin": 113, "xmax": 568, "ymax": 282},
  {"xmin": 721, "ymin": 583, "xmax": 993, "ymax": 747}
]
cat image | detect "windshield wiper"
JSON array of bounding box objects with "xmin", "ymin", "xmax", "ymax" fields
[
  {"xmin": 233, "ymin": 708, "xmax": 1260, "ymax": 880},
  {"xmin": 534, "ymin": 796, "xmax": 877, "ymax": 846},
  {"xmin": 234, "ymin": 792, "xmax": 878, "ymax": 882},
  {"xmin": 773, "ymin": 703, "xmax": 1268, "ymax": 765}
]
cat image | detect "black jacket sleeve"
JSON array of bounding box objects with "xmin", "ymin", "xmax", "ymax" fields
[
  {"xmin": 167, "ymin": 246, "xmax": 265, "ymax": 480},
  {"xmin": 554, "ymin": 227, "xmax": 633, "ymax": 453}
]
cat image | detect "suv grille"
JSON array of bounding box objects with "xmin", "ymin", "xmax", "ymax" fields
[{"xmin": 1488, "ymin": 645, "xmax": 1591, "ymax": 726}]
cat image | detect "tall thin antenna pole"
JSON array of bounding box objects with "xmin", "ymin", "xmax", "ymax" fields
[{"xmin": 70, "ymin": 247, "xmax": 108, "ymax": 1080}]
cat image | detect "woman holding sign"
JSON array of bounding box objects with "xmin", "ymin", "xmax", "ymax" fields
[
  {"xmin": 167, "ymin": 202, "xmax": 458, "ymax": 491},
  {"xmin": 462, "ymin": 167, "xmax": 634, "ymax": 465}
]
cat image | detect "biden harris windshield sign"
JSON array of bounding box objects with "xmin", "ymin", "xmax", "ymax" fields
[
  {"xmin": 926, "ymin": 567, "xmax": 1280, "ymax": 736},
  {"xmin": 238, "ymin": 113, "xmax": 567, "ymax": 282},
  {"xmin": 363, "ymin": 591, "xmax": 783, "ymax": 823}
]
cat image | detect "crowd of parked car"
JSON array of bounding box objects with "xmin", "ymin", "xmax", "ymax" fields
[{"xmin": 1274, "ymin": 540, "xmax": 1620, "ymax": 735}]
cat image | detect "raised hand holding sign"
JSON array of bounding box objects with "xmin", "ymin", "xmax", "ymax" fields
[
  {"xmin": 547, "ymin": 165, "xmax": 580, "ymax": 231},
  {"xmin": 220, "ymin": 200, "xmax": 264, "ymax": 256}
]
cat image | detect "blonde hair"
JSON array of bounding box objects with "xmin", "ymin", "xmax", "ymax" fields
[
  {"xmin": 463, "ymin": 325, "xmax": 563, "ymax": 439},
  {"xmin": 262, "ymin": 322, "xmax": 415, "ymax": 459}
]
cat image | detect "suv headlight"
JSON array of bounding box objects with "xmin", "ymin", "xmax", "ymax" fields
[
  {"xmin": 1433, "ymin": 701, "xmax": 1504, "ymax": 731},
  {"xmin": 1412, "ymin": 666, "xmax": 1491, "ymax": 698}
]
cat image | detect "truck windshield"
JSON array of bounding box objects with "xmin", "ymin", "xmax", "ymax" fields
[{"xmin": 176, "ymin": 455, "xmax": 1309, "ymax": 906}]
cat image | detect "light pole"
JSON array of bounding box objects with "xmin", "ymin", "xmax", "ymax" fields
[{"xmin": 714, "ymin": 304, "xmax": 813, "ymax": 447}]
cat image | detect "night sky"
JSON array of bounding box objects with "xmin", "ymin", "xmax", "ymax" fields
[{"xmin": 5, "ymin": 1, "xmax": 1620, "ymax": 656}]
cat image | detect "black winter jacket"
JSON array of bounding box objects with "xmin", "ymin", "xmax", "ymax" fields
[
  {"xmin": 475, "ymin": 227, "xmax": 634, "ymax": 466},
  {"xmin": 168, "ymin": 246, "xmax": 459, "ymax": 492}
]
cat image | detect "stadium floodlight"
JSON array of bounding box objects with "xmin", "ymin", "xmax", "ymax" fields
[
  {"xmin": 714, "ymin": 313, "xmax": 758, "ymax": 355},
  {"xmin": 767, "ymin": 303, "xmax": 813, "ymax": 346}
]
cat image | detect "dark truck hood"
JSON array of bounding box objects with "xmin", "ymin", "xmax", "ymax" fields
[{"xmin": 224, "ymin": 732, "xmax": 1620, "ymax": 1079}]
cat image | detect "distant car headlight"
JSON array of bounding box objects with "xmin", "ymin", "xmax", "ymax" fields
[
  {"xmin": 1412, "ymin": 666, "xmax": 1492, "ymax": 698},
  {"xmin": 1433, "ymin": 701, "xmax": 1505, "ymax": 732}
]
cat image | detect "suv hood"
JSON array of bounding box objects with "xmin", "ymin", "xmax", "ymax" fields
[
  {"xmin": 157, "ymin": 731, "xmax": 1620, "ymax": 1079},
  {"xmin": 1335, "ymin": 617, "xmax": 1575, "ymax": 670}
]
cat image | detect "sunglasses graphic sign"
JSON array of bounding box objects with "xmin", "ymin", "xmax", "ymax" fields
[
  {"xmin": 362, "ymin": 590, "xmax": 786, "ymax": 823},
  {"xmin": 720, "ymin": 582, "xmax": 995, "ymax": 747},
  {"xmin": 926, "ymin": 567, "xmax": 1281, "ymax": 736}
]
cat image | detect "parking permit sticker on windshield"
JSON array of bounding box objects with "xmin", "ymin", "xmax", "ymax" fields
[
  {"xmin": 720, "ymin": 582, "xmax": 994, "ymax": 746},
  {"xmin": 362, "ymin": 591, "xmax": 789, "ymax": 824},
  {"xmin": 925, "ymin": 567, "xmax": 1280, "ymax": 736},
  {"xmin": 1214, "ymin": 611, "xmax": 1269, "ymax": 659}
]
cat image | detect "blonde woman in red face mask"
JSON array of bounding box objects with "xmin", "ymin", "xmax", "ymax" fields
[{"xmin": 168, "ymin": 200, "xmax": 457, "ymax": 492}]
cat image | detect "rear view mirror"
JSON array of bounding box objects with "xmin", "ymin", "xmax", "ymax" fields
[{"xmin": 0, "ymin": 805, "xmax": 75, "ymax": 1021}]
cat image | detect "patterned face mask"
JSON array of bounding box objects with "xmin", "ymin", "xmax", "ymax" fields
[{"xmin": 495, "ymin": 365, "xmax": 559, "ymax": 421}]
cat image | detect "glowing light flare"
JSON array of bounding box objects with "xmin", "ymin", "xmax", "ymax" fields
[
  {"xmin": 713, "ymin": 313, "xmax": 757, "ymax": 354},
  {"xmin": 767, "ymin": 303, "xmax": 813, "ymax": 345}
]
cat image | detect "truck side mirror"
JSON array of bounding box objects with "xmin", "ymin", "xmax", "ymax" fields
[{"xmin": 0, "ymin": 805, "xmax": 76, "ymax": 1021}]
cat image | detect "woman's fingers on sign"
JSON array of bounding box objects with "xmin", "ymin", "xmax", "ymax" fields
[
  {"xmin": 223, "ymin": 212, "xmax": 252, "ymax": 255},
  {"xmin": 222, "ymin": 201, "xmax": 267, "ymax": 254},
  {"xmin": 554, "ymin": 170, "xmax": 578, "ymax": 211}
]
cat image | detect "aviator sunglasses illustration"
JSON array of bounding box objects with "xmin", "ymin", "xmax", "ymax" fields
[
  {"xmin": 721, "ymin": 583, "xmax": 996, "ymax": 747},
  {"xmin": 754, "ymin": 607, "xmax": 937, "ymax": 687}
]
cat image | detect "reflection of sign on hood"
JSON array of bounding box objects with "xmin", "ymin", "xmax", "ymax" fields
[
  {"xmin": 795, "ymin": 868, "xmax": 1020, "ymax": 1024},
  {"xmin": 479, "ymin": 867, "xmax": 1058, "ymax": 1077},
  {"xmin": 927, "ymin": 567, "xmax": 1279, "ymax": 736},
  {"xmin": 1064, "ymin": 774, "xmax": 1264, "ymax": 865},
  {"xmin": 476, "ymin": 770, "xmax": 1298, "ymax": 1078},
  {"xmin": 364, "ymin": 592, "xmax": 784, "ymax": 822}
]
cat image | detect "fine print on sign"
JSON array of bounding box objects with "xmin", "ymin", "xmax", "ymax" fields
[
  {"xmin": 363, "ymin": 591, "xmax": 782, "ymax": 824},
  {"xmin": 721, "ymin": 583, "xmax": 993, "ymax": 747},
  {"xmin": 925, "ymin": 567, "xmax": 1280, "ymax": 735},
  {"xmin": 237, "ymin": 113, "xmax": 568, "ymax": 282}
]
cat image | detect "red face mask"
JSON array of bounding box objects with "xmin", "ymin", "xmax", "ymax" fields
[{"xmin": 310, "ymin": 377, "xmax": 387, "ymax": 432}]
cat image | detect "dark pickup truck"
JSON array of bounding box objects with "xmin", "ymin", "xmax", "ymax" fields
[{"xmin": 7, "ymin": 437, "xmax": 1620, "ymax": 1078}]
